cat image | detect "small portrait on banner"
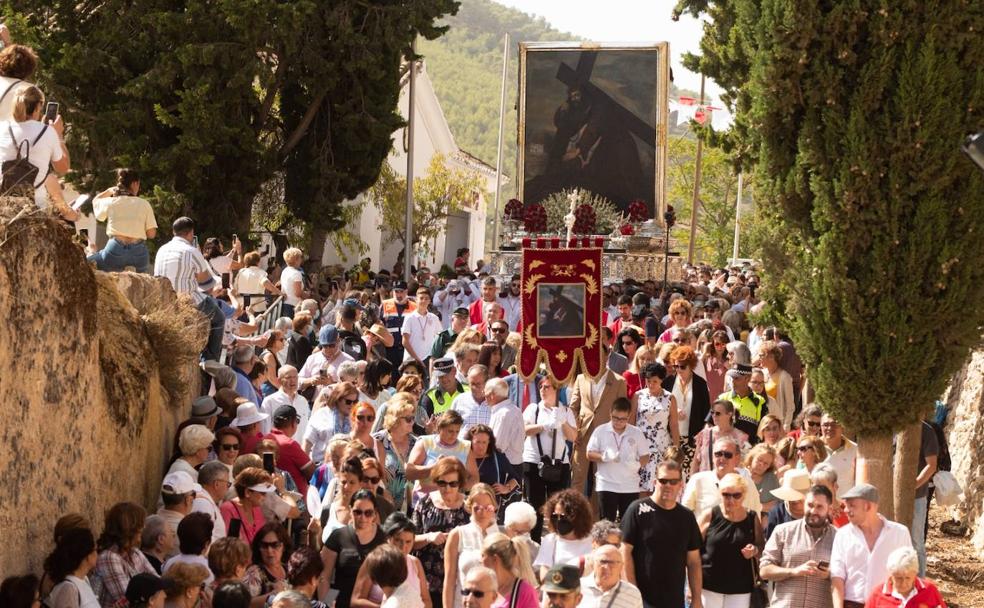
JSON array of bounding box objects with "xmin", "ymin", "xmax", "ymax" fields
[{"xmin": 537, "ymin": 284, "xmax": 585, "ymax": 338}]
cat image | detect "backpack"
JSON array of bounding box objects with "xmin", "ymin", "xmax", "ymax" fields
[{"xmin": 1, "ymin": 121, "xmax": 49, "ymax": 197}]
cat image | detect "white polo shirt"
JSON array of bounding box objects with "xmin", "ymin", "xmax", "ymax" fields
[
  {"xmin": 823, "ymin": 439, "xmax": 858, "ymax": 498},
  {"xmin": 401, "ymin": 310, "xmax": 442, "ymax": 361},
  {"xmin": 829, "ymin": 516, "xmax": 912, "ymax": 603},
  {"xmin": 586, "ymin": 422, "xmax": 649, "ymax": 493},
  {"xmin": 259, "ymin": 389, "xmax": 310, "ymax": 441},
  {"xmin": 578, "ymin": 578, "xmax": 644, "ymax": 608}
]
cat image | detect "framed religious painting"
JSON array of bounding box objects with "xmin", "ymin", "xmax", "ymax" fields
[{"xmin": 517, "ymin": 42, "xmax": 670, "ymax": 222}]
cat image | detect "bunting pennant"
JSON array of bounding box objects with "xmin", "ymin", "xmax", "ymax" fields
[{"xmin": 519, "ymin": 246, "xmax": 604, "ymax": 383}]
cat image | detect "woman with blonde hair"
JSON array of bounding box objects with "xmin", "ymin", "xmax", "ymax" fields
[
  {"xmin": 755, "ymin": 340, "xmax": 795, "ymax": 430},
  {"xmin": 795, "ymin": 435, "xmax": 828, "ymax": 473},
  {"xmin": 697, "ymin": 473, "xmax": 763, "ymax": 608},
  {"xmin": 450, "ymin": 327, "xmax": 484, "ymax": 350},
  {"xmin": 443, "ymin": 484, "xmax": 503, "ymax": 608},
  {"xmin": 481, "ymin": 532, "xmax": 538, "ymax": 608},
  {"xmin": 623, "ymin": 344, "xmax": 658, "ymax": 400},
  {"xmin": 373, "ymin": 399, "xmax": 417, "ymax": 511},
  {"xmin": 279, "ymin": 247, "xmax": 307, "ymax": 317},
  {"xmin": 743, "ymin": 444, "xmax": 780, "ymax": 515},
  {"xmin": 162, "ymin": 562, "xmax": 210, "ymax": 608}
]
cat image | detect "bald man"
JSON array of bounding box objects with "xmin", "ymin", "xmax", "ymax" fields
[
  {"xmin": 259, "ymin": 364, "xmax": 310, "ymax": 440},
  {"xmin": 579, "ymin": 545, "xmax": 643, "ymax": 608}
]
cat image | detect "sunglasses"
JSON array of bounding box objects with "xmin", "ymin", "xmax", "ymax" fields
[
  {"xmin": 656, "ymin": 478, "xmax": 682, "ymax": 485},
  {"xmin": 713, "ymin": 451, "xmax": 735, "ymax": 459},
  {"xmin": 805, "ymin": 421, "xmax": 822, "ymax": 428},
  {"xmin": 492, "ymin": 327, "xmax": 508, "ymax": 333},
  {"xmin": 796, "ymin": 445, "xmax": 813, "ymax": 452},
  {"xmin": 220, "ymin": 443, "xmax": 240, "ymax": 451},
  {"xmin": 672, "ymin": 364, "xmax": 688, "ymax": 369},
  {"xmin": 436, "ymin": 479, "xmax": 460, "ymax": 488},
  {"xmin": 721, "ymin": 492, "xmax": 744, "ymax": 500},
  {"xmin": 621, "ymin": 341, "xmax": 636, "ymax": 347},
  {"xmin": 364, "ymin": 476, "xmax": 380, "ymax": 485},
  {"xmin": 352, "ymin": 508, "xmax": 375, "ymax": 517},
  {"xmin": 401, "ymin": 416, "xmax": 415, "ymax": 423},
  {"xmin": 356, "ymin": 414, "xmax": 375, "ymax": 422},
  {"xmin": 259, "ymin": 541, "xmax": 283, "ymax": 549},
  {"xmin": 711, "ymin": 411, "xmax": 727, "ymax": 417},
  {"xmin": 549, "ymin": 513, "xmax": 570, "ymax": 522},
  {"xmin": 461, "ymin": 589, "xmax": 486, "ymax": 598},
  {"xmin": 344, "ymin": 398, "xmax": 358, "ymax": 405}
]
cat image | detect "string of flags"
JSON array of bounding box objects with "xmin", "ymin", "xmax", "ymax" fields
[{"xmin": 670, "ymin": 96, "xmax": 732, "ymax": 130}]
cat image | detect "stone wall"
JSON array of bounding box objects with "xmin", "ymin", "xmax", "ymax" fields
[
  {"xmin": 942, "ymin": 349, "xmax": 984, "ymax": 556},
  {"xmin": 0, "ymin": 202, "xmax": 203, "ymax": 574}
]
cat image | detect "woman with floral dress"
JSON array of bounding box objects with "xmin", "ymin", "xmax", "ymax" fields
[
  {"xmin": 634, "ymin": 362, "xmax": 680, "ymax": 494},
  {"xmin": 411, "ymin": 457, "xmax": 470, "ymax": 608}
]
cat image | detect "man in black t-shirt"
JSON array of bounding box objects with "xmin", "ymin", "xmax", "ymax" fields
[{"xmin": 620, "ymin": 460, "xmax": 704, "ymax": 608}]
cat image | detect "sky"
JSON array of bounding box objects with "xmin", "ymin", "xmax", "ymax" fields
[{"xmin": 492, "ymin": 0, "xmax": 724, "ymax": 103}]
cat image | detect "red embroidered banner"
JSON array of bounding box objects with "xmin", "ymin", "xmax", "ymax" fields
[{"xmin": 519, "ymin": 247, "xmax": 604, "ymax": 383}]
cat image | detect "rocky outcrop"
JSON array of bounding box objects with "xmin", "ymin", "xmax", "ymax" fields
[
  {"xmin": 942, "ymin": 349, "xmax": 984, "ymax": 556},
  {"xmin": 0, "ymin": 200, "xmax": 204, "ymax": 573}
]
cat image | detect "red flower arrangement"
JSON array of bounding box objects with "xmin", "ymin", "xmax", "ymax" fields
[
  {"xmin": 619, "ymin": 223, "xmax": 635, "ymax": 236},
  {"xmin": 628, "ymin": 200, "xmax": 649, "ymax": 223},
  {"xmin": 523, "ymin": 203, "xmax": 547, "ymax": 232},
  {"xmin": 503, "ymin": 198, "xmax": 523, "ymax": 221},
  {"xmin": 573, "ymin": 204, "xmax": 596, "ymax": 234}
]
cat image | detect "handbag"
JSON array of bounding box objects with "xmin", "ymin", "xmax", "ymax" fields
[
  {"xmin": 535, "ymin": 404, "xmax": 570, "ymax": 485},
  {"xmin": 1, "ymin": 123, "xmax": 46, "ymax": 197}
]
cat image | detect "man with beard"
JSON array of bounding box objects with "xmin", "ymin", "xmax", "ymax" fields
[
  {"xmin": 760, "ymin": 485, "xmax": 838, "ymax": 608},
  {"xmin": 621, "ymin": 460, "xmax": 703, "ymax": 608},
  {"xmin": 499, "ymin": 274, "xmax": 522, "ymax": 330},
  {"xmin": 469, "ymin": 276, "xmax": 500, "ymax": 326}
]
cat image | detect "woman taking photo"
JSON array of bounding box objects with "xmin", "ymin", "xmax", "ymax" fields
[
  {"xmin": 691, "ymin": 400, "xmax": 749, "ymax": 474},
  {"xmin": 360, "ymin": 360, "xmax": 395, "ymax": 411},
  {"xmin": 243, "ymin": 522, "xmax": 290, "ymax": 599},
  {"xmin": 351, "ymin": 513, "xmax": 431, "ymax": 608},
  {"xmin": 87, "ymin": 168, "xmax": 158, "ymax": 274},
  {"xmin": 700, "ymin": 330, "xmax": 730, "ymax": 401},
  {"xmin": 663, "ymin": 345, "xmax": 711, "ymax": 476},
  {"xmin": 236, "ymin": 250, "xmax": 283, "ymax": 315},
  {"xmin": 466, "ymin": 425, "xmax": 520, "ymax": 520},
  {"xmin": 634, "ymin": 362, "xmax": 679, "ymax": 494},
  {"xmin": 697, "ymin": 474, "xmax": 763, "ymax": 608},
  {"xmin": 521, "ymin": 376, "xmax": 575, "ymax": 541},
  {"xmin": 442, "ymin": 484, "xmax": 504, "ymax": 608},
  {"xmin": 373, "ymin": 400, "xmax": 417, "ymax": 512},
  {"xmin": 481, "ymin": 533, "xmax": 538, "ymax": 608},
  {"xmin": 532, "ymin": 489, "xmax": 593, "ymax": 581},
  {"xmin": 43, "ymin": 528, "xmax": 99, "ymax": 608},
  {"xmin": 221, "ymin": 467, "xmax": 277, "ymax": 544},
  {"xmin": 92, "ymin": 502, "xmax": 155, "ymax": 607},
  {"xmin": 411, "ymin": 457, "xmax": 470, "ymax": 608},
  {"xmin": 322, "ymin": 490, "xmax": 387, "ymax": 608}
]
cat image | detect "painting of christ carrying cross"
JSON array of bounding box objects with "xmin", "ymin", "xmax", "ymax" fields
[{"xmin": 518, "ymin": 42, "xmax": 669, "ymax": 221}]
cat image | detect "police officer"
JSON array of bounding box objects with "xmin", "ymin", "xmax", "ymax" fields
[{"xmin": 415, "ymin": 357, "xmax": 466, "ymax": 435}]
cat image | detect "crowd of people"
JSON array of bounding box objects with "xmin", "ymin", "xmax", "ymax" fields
[{"xmin": 0, "ymin": 29, "xmax": 949, "ymax": 608}]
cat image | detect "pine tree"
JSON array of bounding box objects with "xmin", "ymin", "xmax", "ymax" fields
[{"xmin": 675, "ymin": 0, "xmax": 984, "ymax": 518}]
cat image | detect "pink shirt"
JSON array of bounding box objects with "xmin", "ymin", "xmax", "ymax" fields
[
  {"xmin": 491, "ymin": 579, "xmax": 539, "ymax": 608},
  {"xmin": 220, "ymin": 500, "xmax": 266, "ymax": 544}
]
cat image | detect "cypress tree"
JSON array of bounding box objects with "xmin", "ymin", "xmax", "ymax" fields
[{"xmin": 675, "ymin": 0, "xmax": 984, "ymax": 516}]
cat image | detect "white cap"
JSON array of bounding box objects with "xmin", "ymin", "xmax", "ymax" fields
[
  {"xmin": 161, "ymin": 471, "xmax": 196, "ymax": 495},
  {"xmin": 248, "ymin": 482, "xmax": 276, "ymax": 493}
]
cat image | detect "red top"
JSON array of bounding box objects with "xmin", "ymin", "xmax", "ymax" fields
[
  {"xmin": 220, "ymin": 500, "xmax": 266, "ymax": 545},
  {"xmin": 624, "ymin": 371, "xmax": 643, "ymax": 400},
  {"xmin": 264, "ymin": 429, "xmax": 312, "ymax": 493},
  {"xmin": 469, "ymin": 298, "xmax": 491, "ymax": 325},
  {"xmin": 864, "ymin": 577, "xmax": 946, "ymax": 608}
]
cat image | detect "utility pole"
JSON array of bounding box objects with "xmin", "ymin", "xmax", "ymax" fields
[
  {"xmin": 491, "ymin": 34, "xmax": 510, "ymax": 250},
  {"xmin": 404, "ymin": 39, "xmax": 416, "ymax": 283},
  {"xmin": 686, "ymin": 74, "xmax": 706, "ymax": 265},
  {"xmin": 732, "ymin": 172, "xmax": 744, "ymax": 262}
]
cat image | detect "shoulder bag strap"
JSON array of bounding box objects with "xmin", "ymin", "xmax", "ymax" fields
[
  {"xmin": 8, "ymin": 123, "xmax": 28, "ymax": 160},
  {"xmin": 534, "ymin": 404, "xmax": 547, "ymax": 459},
  {"xmin": 0, "ymin": 79, "xmax": 22, "ymax": 107},
  {"xmin": 508, "ymin": 578, "xmax": 521, "ymax": 608},
  {"xmin": 707, "ymin": 429, "xmax": 714, "ymax": 468}
]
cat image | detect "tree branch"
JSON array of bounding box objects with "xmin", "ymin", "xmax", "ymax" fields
[{"xmin": 279, "ymin": 88, "xmax": 328, "ymax": 158}]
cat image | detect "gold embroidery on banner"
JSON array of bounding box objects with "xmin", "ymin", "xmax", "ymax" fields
[
  {"xmin": 584, "ymin": 324, "xmax": 598, "ymax": 350},
  {"xmin": 523, "ymin": 325, "xmax": 537, "ymax": 349},
  {"xmin": 555, "ymin": 351, "xmax": 568, "ymax": 363},
  {"xmin": 580, "ymin": 273, "xmax": 598, "ymax": 296},
  {"xmin": 524, "ymin": 274, "xmax": 544, "ymax": 295}
]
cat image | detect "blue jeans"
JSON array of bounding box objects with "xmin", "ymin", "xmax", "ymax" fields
[
  {"xmin": 912, "ymin": 495, "xmax": 928, "ymax": 576},
  {"xmin": 198, "ymin": 296, "xmax": 225, "ymax": 363},
  {"xmin": 87, "ymin": 238, "xmax": 150, "ymax": 273}
]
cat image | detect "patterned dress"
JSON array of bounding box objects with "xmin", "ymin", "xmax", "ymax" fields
[
  {"xmin": 411, "ymin": 493, "xmax": 469, "ymax": 600},
  {"xmin": 636, "ymin": 387, "xmax": 674, "ymax": 491},
  {"xmin": 372, "ymin": 429, "xmax": 416, "ymax": 512}
]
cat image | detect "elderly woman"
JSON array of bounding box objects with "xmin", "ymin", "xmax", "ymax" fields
[
  {"xmin": 411, "ymin": 457, "xmax": 471, "ymax": 608},
  {"xmin": 322, "ymin": 490, "xmax": 387, "ymax": 608},
  {"xmin": 466, "ymin": 424, "xmax": 520, "ymax": 517},
  {"xmin": 207, "ymin": 537, "xmax": 251, "ymax": 589},
  {"xmin": 220, "ymin": 467, "xmax": 276, "ymax": 544},
  {"xmin": 864, "ymin": 546, "xmax": 946, "ymax": 608},
  {"xmin": 659, "ymin": 299, "xmax": 693, "ymax": 342},
  {"xmin": 755, "ymin": 340, "xmax": 795, "ymax": 430},
  {"xmin": 443, "ymin": 484, "xmax": 504, "ymax": 608},
  {"xmin": 663, "ymin": 345, "xmax": 711, "ymax": 476},
  {"xmin": 43, "ymin": 528, "xmax": 98, "ymax": 608},
  {"xmin": 407, "ymin": 410, "xmax": 480, "ymax": 496},
  {"xmin": 162, "ymin": 562, "xmax": 210, "ymax": 608},
  {"xmin": 692, "ymin": 399, "xmax": 750, "ymax": 474},
  {"xmin": 304, "ymin": 381, "xmax": 359, "ymax": 462},
  {"xmin": 213, "ymin": 427, "xmax": 242, "ymax": 480},
  {"xmin": 697, "ymin": 473, "xmax": 763, "ymax": 608},
  {"xmin": 166, "ymin": 424, "xmax": 215, "ymax": 480},
  {"xmin": 373, "ymin": 399, "xmax": 417, "ymax": 512},
  {"xmin": 743, "ymin": 443, "xmax": 780, "ymax": 515},
  {"xmin": 92, "ymin": 502, "xmax": 156, "ymax": 607},
  {"xmin": 756, "ymin": 414, "xmax": 785, "ymax": 454},
  {"xmin": 795, "ymin": 435, "xmax": 828, "ymax": 473},
  {"xmin": 810, "ymin": 463, "xmax": 849, "ymax": 527},
  {"xmin": 532, "ymin": 489, "xmax": 594, "ymax": 581},
  {"xmin": 243, "ymin": 522, "xmax": 290, "ymax": 600}
]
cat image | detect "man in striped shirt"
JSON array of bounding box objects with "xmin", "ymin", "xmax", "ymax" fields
[{"xmin": 153, "ymin": 216, "xmax": 224, "ymax": 362}]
